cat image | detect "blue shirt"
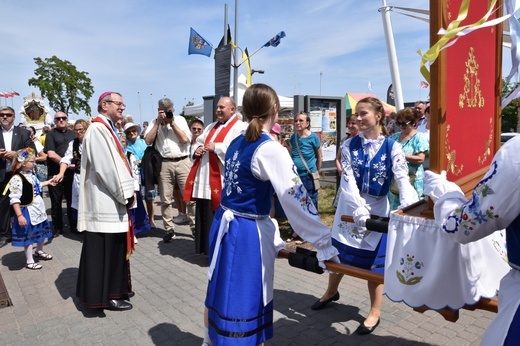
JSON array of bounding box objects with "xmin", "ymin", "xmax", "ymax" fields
[{"xmin": 289, "ymin": 132, "xmax": 320, "ymax": 176}]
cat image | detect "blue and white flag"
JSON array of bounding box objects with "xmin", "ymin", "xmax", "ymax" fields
[
  {"xmin": 263, "ymin": 31, "xmax": 286, "ymax": 48},
  {"xmin": 188, "ymin": 27, "xmax": 212, "ymax": 57}
]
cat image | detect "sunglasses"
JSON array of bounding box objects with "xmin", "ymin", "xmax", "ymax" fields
[
  {"xmin": 55, "ymin": 117, "xmax": 68, "ymax": 121},
  {"xmin": 396, "ymin": 120, "xmax": 412, "ymax": 127},
  {"xmin": 0, "ymin": 113, "xmax": 14, "ymax": 118}
]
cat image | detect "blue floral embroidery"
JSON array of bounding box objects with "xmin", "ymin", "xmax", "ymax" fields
[
  {"xmin": 445, "ymin": 161, "xmax": 499, "ymax": 236},
  {"xmin": 224, "ymin": 151, "xmax": 241, "ymax": 196},
  {"xmin": 287, "ymin": 165, "xmax": 317, "ymax": 216}
]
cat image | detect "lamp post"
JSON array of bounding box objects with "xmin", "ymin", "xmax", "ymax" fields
[
  {"xmin": 320, "ymin": 71, "xmax": 323, "ymax": 95},
  {"xmin": 251, "ymin": 69, "xmax": 265, "ymax": 75}
]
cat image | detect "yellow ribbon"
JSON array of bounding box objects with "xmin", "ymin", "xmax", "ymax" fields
[{"xmin": 418, "ymin": 0, "xmax": 498, "ymax": 82}]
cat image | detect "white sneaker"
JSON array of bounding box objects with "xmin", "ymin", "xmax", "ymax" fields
[{"xmin": 172, "ymin": 213, "xmax": 189, "ymax": 225}]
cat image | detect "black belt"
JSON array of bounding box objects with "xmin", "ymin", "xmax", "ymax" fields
[{"xmin": 161, "ymin": 155, "xmax": 188, "ymax": 162}]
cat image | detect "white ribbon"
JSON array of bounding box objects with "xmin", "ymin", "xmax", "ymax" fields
[{"xmin": 207, "ymin": 209, "xmax": 235, "ymax": 280}]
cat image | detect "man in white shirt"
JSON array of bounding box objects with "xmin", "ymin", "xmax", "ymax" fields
[{"xmin": 144, "ymin": 98, "xmax": 192, "ymax": 243}]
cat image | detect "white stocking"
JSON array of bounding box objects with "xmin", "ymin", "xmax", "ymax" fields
[{"xmin": 24, "ymin": 244, "xmax": 34, "ymax": 264}]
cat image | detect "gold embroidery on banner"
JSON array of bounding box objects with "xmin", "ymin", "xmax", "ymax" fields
[
  {"xmin": 446, "ymin": 0, "xmax": 452, "ymax": 21},
  {"xmin": 478, "ymin": 117, "xmax": 494, "ymax": 165},
  {"xmin": 459, "ymin": 47, "xmax": 485, "ymax": 108},
  {"xmin": 445, "ymin": 125, "xmax": 464, "ymax": 176}
]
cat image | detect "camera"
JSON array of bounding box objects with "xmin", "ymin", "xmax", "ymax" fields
[{"xmin": 165, "ymin": 110, "xmax": 174, "ymax": 119}]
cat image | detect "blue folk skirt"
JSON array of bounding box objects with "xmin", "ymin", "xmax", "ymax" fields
[
  {"xmin": 11, "ymin": 207, "xmax": 52, "ymax": 247},
  {"xmin": 333, "ymin": 233, "xmax": 387, "ymax": 274},
  {"xmin": 205, "ymin": 207, "xmax": 274, "ymax": 346}
]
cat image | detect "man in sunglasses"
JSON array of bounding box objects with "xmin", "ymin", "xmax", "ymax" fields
[
  {"xmin": 44, "ymin": 112, "xmax": 75, "ymax": 237},
  {"xmin": 0, "ymin": 106, "xmax": 35, "ymax": 247}
]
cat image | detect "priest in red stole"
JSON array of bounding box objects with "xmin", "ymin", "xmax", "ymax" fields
[{"xmin": 184, "ymin": 97, "xmax": 246, "ymax": 255}]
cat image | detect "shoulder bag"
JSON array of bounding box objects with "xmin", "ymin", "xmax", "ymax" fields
[{"xmin": 294, "ymin": 135, "xmax": 320, "ymax": 190}]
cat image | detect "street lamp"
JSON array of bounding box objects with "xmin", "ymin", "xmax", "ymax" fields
[
  {"xmin": 320, "ymin": 71, "xmax": 323, "ymax": 95},
  {"xmin": 251, "ymin": 69, "xmax": 265, "ymax": 75}
]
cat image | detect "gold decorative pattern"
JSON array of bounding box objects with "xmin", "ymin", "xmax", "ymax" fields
[
  {"xmin": 445, "ymin": 125, "xmax": 464, "ymax": 176},
  {"xmin": 478, "ymin": 117, "xmax": 494, "ymax": 165},
  {"xmin": 459, "ymin": 47, "xmax": 485, "ymax": 108},
  {"xmin": 446, "ymin": 0, "xmax": 452, "ymax": 21}
]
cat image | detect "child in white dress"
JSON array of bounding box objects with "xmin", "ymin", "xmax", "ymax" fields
[{"xmin": 9, "ymin": 148, "xmax": 56, "ymax": 270}]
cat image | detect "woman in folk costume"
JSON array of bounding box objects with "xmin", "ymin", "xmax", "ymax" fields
[
  {"xmin": 423, "ymin": 134, "xmax": 520, "ymax": 346},
  {"xmin": 53, "ymin": 119, "xmax": 89, "ymax": 233},
  {"xmin": 9, "ymin": 148, "xmax": 56, "ymax": 269},
  {"xmin": 310, "ymin": 97, "xmax": 418, "ymax": 335},
  {"xmin": 202, "ymin": 84, "xmax": 339, "ymax": 346}
]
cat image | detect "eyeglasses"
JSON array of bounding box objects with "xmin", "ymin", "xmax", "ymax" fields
[
  {"xmin": 0, "ymin": 113, "xmax": 14, "ymax": 118},
  {"xmin": 74, "ymin": 128, "xmax": 85, "ymax": 133},
  {"xmin": 396, "ymin": 120, "xmax": 412, "ymax": 127},
  {"xmin": 294, "ymin": 119, "xmax": 307, "ymax": 123},
  {"xmin": 106, "ymin": 100, "xmax": 126, "ymax": 108},
  {"xmin": 191, "ymin": 128, "xmax": 203, "ymax": 132},
  {"xmin": 55, "ymin": 117, "xmax": 68, "ymax": 121}
]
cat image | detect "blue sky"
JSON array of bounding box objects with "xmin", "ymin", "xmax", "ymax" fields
[{"xmin": 0, "ymin": 0, "xmax": 513, "ymax": 125}]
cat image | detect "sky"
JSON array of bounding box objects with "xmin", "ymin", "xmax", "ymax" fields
[{"xmin": 0, "ymin": 0, "xmax": 514, "ymax": 125}]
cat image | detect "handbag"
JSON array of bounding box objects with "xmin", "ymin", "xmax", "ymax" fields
[
  {"xmin": 390, "ymin": 173, "xmax": 416, "ymax": 196},
  {"xmin": 294, "ymin": 135, "xmax": 320, "ymax": 190}
]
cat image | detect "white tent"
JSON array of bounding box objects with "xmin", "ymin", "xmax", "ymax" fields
[{"xmin": 184, "ymin": 75, "xmax": 293, "ymax": 116}]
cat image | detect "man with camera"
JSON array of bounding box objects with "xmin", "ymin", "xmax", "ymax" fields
[{"xmin": 144, "ymin": 97, "xmax": 192, "ymax": 243}]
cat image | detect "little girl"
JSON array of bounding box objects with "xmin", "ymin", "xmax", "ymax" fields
[{"xmin": 9, "ymin": 148, "xmax": 56, "ymax": 270}]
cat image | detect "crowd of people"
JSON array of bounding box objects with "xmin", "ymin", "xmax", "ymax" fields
[{"xmin": 3, "ymin": 87, "xmax": 519, "ymax": 345}]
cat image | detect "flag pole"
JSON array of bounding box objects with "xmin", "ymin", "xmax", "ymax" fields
[
  {"xmin": 150, "ymin": 93, "xmax": 154, "ymax": 119},
  {"xmin": 380, "ymin": 0, "xmax": 404, "ymax": 111},
  {"xmin": 232, "ymin": 0, "xmax": 239, "ymax": 104}
]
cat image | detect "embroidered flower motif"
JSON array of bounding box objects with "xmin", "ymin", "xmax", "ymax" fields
[
  {"xmin": 443, "ymin": 161, "xmax": 499, "ymax": 236},
  {"xmin": 224, "ymin": 150, "xmax": 241, "ymax": 196},
  {"xmin": 371, "ymin": 159, "xmax": 388, "ymax": 186},
  {"xmin": 350, "ymin": 150, "xmax": 363, "ymax": 178},
  {"xmin": 287, "ymin": 180, "xmax": 317, "ymax": 216},
  {"xmin": 346, "ymin": 225, "xmax": 370, "ymax": 240},
  {"xmin": 396, "ymin": 254, "xmax": 424, "ymax": 285}
]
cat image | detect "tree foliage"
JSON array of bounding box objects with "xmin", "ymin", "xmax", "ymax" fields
[
  {"xmin": 501, "ymin": 80, "xmax": 520, "ymax": 132},
  {"xmin": 28, "ymin": 56, "xmax": 94, "ymax": 116},
  {"xmin": 180, "ymin": 100, "xmax": 198, "ymax": 124}
]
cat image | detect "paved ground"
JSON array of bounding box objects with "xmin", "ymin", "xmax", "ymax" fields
[{"xmin": 0, "ymin": 192, "xmax": 496, "ymax": 345}]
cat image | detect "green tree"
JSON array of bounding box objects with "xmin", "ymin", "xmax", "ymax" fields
[
  {"xmin": 28, "ymin": 55, "xmax": 94, "ymax": 116},
  {"xmin": 180, "ymin": 100, "xmax": 198, "ymax": 124}
]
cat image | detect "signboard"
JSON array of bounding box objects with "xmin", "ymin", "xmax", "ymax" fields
[{"xmin": 304, "ymin": 96, "xmax": 345, "ymax": 170}]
